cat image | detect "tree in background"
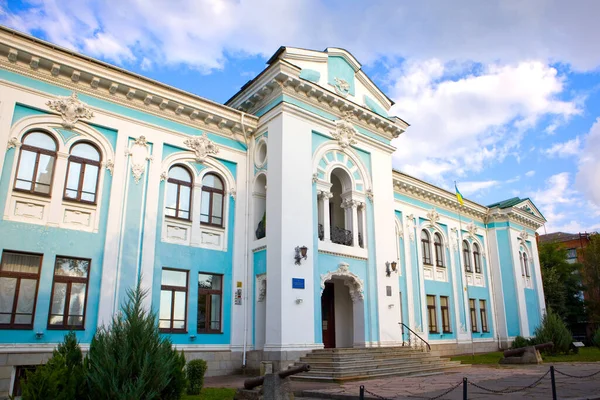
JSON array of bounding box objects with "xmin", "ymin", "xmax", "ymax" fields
[
  {"xmin": 539, "ymin": 242, "xmax": 585, "ymax": 332},
  {"xmin": 582, "ymin": 234, "xmax": 600, "ymax": 330}
]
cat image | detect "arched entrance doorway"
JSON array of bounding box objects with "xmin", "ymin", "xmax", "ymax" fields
[{"xmin": 320, "ymin": 263, "xmax": 366, "ymax": 348}]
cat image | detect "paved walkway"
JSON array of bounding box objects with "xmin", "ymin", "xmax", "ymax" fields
[{"xmin": 205, "ymin": 362, "xmax": 600, "ymax": 400}]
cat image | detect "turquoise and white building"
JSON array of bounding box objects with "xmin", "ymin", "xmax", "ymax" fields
[{"xmin": 0, "ymin": 26, "xmax": 546, "ymax": 395}]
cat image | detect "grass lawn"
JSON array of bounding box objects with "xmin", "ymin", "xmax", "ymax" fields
[
  {"xmin": 451, "ymin": 347, "xmax": 600, "ymax": 365},
  {"xmin": 182, "ymin": 388, "xmax": 236, "ymax": 400}
]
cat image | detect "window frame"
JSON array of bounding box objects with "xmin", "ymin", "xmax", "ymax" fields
[
  {"xmin": 421, "ymin": 230, "xmax": 432, "ymax": 266},
  {"xmin": 463, "ymin": 241, "xmax": 472, "ymax": 273},
  {"xmin": 434, "ymin": 232, "xmax": 445, "ymax": 267},
  {"xmin": 440, "ymin": 296, "xmax": 451, "ymax": 333},
  {"xmin": 159, "ymin": 267, "xmax": 189, "ymax": 333},
  {"xmin": 13, "ymin": 131, "xmax": 58, "ymax": 197},
  {"xmin": 200, "ymin": 173, "xmax": 226, "ymax": 228},
  {"xmin": 469, "ymin": 298, "xmax": 478, "ymax": 333},
  {"xmin": 165, "ymin": 165, "xmax": 193, "ymax": 221},
  {"xmin": 480, "ymin": 299, "xmax": 489, "ymax": 333},
  {"xmin": 473, "ymin": 243, "xmax": 482, "ymax": 274},
  {"xmin": 197, "ymin": 272, "xmax": 224, "ymax": 334},
  {"xmin": 427, "ymin": 295, "xmax": 438, "ymax": 334},
  {"xmin": 47, "ymin": 256, "xmax": 91, "ymax": 330},
  {"xmin": 522, "ymin": 253, "xmax": 530, "ymax": 277},
  {"xmin": 63, "ymin": 141, "xmax": 102, "ymax": 205},
  {"xmin": 0, "ymin": 250, "xmax": 42, "ymax": 330}
]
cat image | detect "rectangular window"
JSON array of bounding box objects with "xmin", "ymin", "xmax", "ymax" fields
[
  {"xmin": 480, "ymin": 300, "xmax": 489, "ymax": 332},
  {"xmin": 198, "ymin": 273, "xmax": 223, "ymax": 333},
  {"xmin": 159, "ymin": 268, "xmax": 188, "ymax": 333},
  {"xmin": 0, "ymin": 251, "xmax": 42, "ymax": 329},
  {"xmin": 469, "ymin": 298, "xmax": 478, "ymax": 333},
  {"xmin": 48, "ymin": 257, "xmax": 90, "ymax": 329},
  {"xmin": 440, "ymin": 296, "xmax": 451, "ymax": 333},
  {"xmin": 427, "ymin": 295, "xmax": 438, "ymax": 333},
  {"xmin": 12, "ymin": 365, "xmax": 37, "ymax": 397}
]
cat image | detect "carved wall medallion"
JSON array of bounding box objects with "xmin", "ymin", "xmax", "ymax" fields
[
  {"xmin": 466, "ymin": 221, "xmax": 478, "ymax": 238},
  {"xmin": 127, "ymin": 135, "xmax": 151, "ymax": 184},
  {"xmin": 184, "ymin": 133, "xmax": 219, "ymax": 163},
  {"xmin": 333, "ymin": 77, "xmax": 350, "ymax": 97},
  {"xmin": 426, "ymin": 208, "xmax": 440, "ymax": 227},
  {"xmin": 320, "ymin": 262, "xmax": 364, "ymax": 302},
  {"xmin": 519, "ymin": 230, "xmax": 529, "ymax": 241},
  {"xmin": 406, "ymin": 214, "xmax": 415, "ymax": 241},
  {"xmin": 46, "ymin": 93, "xmax": 94, "ymax": 129},
  {"xmin": 7, "ymin": 137, "xmax": 20, "ymax": 150},
  {"xmin": 331, "ymin": 118, "xmax": 358, "ymax": 149}
]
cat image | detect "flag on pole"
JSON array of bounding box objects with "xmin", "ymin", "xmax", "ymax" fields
[{"xmin": 455, "ymin": 182, "xmax": 464, "ymax": 206}]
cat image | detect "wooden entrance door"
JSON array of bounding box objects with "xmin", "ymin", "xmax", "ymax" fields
[{"xmin": 321, "ymin": 282, "xmax": 336, "ymax": 348}]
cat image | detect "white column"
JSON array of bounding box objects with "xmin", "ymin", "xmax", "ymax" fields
[
  {"xmin": 351, "ymin": 201, "xmax": 359, "ymax": 247},
  {"xmin": 359, "ymin": 202, "xmax": 367, "ymax": 248},
  {"xmin": 321, "ymin": 191, "xmax": 332, "ymax": 243}
]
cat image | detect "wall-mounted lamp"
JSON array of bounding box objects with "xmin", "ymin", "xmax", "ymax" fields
[
  {"xmin": 294, "ymin": 246, "xmax": 308, "ymax": 265},
  {"xmin": 189, "ymin": 335, "xmax": 197, "ymax": 341},
  {"xmin": 295, "ymin": 298, "xmax": 303, "ymax": 305},
  {"xmin": 385, "ymin": 261, "xmax": 398, "ymax": 277},
  {"xmin": 35, "ymin": 332, "xmax": 44, "ymax": 339}
]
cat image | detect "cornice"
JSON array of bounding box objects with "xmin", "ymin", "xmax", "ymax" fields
[
  {"xmin": 0, "ymin": 29, "xmax": 258, "ymax": 139},
  {"xmin": 228, "ymin": 60, "xmax": 407, "ymax": 142},
  {"xmin": 488, "ymin": 207, "xmax": 545, "ymax": 231}
]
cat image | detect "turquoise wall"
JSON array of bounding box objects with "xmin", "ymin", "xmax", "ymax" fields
[
  {"xmin": 395, "ymin": 212, "xmax": 409, "ymax": 342},
  {"xmin": 495, "ymin": 229, "xmax": 521, "ymax": 337},
  {"xmin": 327, "ymin": 56, "xmax": 356, "ymax": 96}
]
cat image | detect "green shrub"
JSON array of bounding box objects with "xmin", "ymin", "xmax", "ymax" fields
[
  {"xmin": 510, "ymin": 335, "xmax": 532, "ymax": 349},
  {"xmin": 593, "ymin": 328, "xmax": 600, "ymax": 349},
  {"xmin": 85, "ymin": 284, "xmax": 186, "ymax": 400},
  {"xmin": 186, "ymin": 359, "xmax": 208, "ymax": 395},
  {"xmin": 533, "ymin": 309, "xmax": 573, "ymax": 355},
  {"xmin": 21, "ymin": 332, "xmax": 85, "ymax": 400}
]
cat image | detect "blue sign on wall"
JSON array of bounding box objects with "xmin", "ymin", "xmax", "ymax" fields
[{"xmin": 292, "ymin": 278, "xmax": 305, "ymax": 289}]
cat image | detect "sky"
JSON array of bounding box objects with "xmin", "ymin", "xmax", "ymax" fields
[{"xmin": 1, "ymin": 0, "xmax": 600, "ymax": 234}]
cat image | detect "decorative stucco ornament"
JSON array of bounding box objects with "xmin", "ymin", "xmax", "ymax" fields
[
  {"xmin": 105, "ymin": 159, "xmax": 114, "ymax": 176},
  {"xmin": 160, "ymin": 171, "xmax": 168, "ymax": 182},
  {"xmin": 127, "ymin": 135, "xmax": 150, "ymax": 184},
  {"xmin": 312, "ymin": 173, "xmax": 319, "ymax": 184},
  {"xmin": 426, "ymin": 208, "xmax": 440, "ymax": 226},
  {"xmin": 317, "ymin": 190, "xmax": 333, "ymax": 200},
  {"xmin": 450, "ymin": 227, "xmax": 459, "ymax": 250},
  {"xmin": 466, "ymin": 221, "xmax": 478, "ymax": 238},
  {"xmin": 366, "ymin": 189, "xmax": 374, "ymax": 202},
  {"xmin": 331, "ymin": 118, "xmax": 358, "ymax": 149},
  {"xmin": 519, "ymin": 230, "xmax": 529, "ymax": 241},
  {"xmin": 131, "ymin": 164, "xmax": 145, "ymax": 184},
  {"xmin": 229, "ymin": 188, "xmax": 237, "ymax": 200},
  {"xmin": 320, "ymin": 263, "xmax": 364, "ymax": 302},
  {"xmin": 46, "ymin": 93, "xmax": 94, "ymax": 129},
  {"xmin": 406, "ymin": 214, "xmax": 415, "ymax": 241},
  {"xmin": 184, "ymin": 133, "xmax": 219, "ymax": 163},
  {"xmin": 257, "ymin": 275, "xmax": 267, "ymax": 302},
  {"xmin": 333, "ymin": 77, "xmax": 350, "ymax": 97},
  {"xmin": 7, "ymin": 137, "xmax": 20, "ymax": 150}
]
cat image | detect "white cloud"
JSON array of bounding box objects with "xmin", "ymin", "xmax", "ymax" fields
[
  {"xmin": 543, "ymin": 136, "xmax": 581, "ymax": 158},
  {"xmin": 525, "ymin": 170, "xmax": 536, "ymax": 177},
  {"xmin": 576, "ymin": 118, "xmax": 600, "ymax": 208},
  {"xmin": 2, "ymin": 0, "xmax": 600, "ymax": 71},
  {"xmin": 458, "ymin": 180, "xmax": 499, "ymax": 196},
  {"xmin": 389, "ymin": 60, "xmax": 579, "ymax": 182}
]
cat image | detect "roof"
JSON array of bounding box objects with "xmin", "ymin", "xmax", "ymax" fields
[
  {"xmin": 487, "ymin": 197, "xmax": 526, "ymax": 209},
  {"xmin": 538, "ymin": 232, "xmax": 592, "ymax": 244}
]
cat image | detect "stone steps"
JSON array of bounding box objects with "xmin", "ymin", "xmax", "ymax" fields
[{"xmin": 292, "ymin": 347, "xmax": 464, "ymax": 382}]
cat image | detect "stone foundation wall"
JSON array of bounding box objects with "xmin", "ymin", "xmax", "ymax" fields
[
  {"xmin": 430, "ymin": 341, "xmax": 500, "ymax": 357},
  {"xmin": 0, "ymin": 351, "xmax": 52, "ymax": 398}
]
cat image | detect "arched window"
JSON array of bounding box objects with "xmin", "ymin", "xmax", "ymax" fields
[
  {"xmin": 522, "ymin": 253, "xmax": 530, "ymax": 277},
  {"xmin": 165, "ymin": 165, "xmax": 193, "ymax": 220},
  {"xmin": 14, "ymin": 131, "xmax": 57, "ymax": 195},
  {"xmin": 64, "ymin": 142, "xmax": 102, "ymax": 203},
  {"xmin": 200, "ymin": 173, "xmax": 225, "ymax": 227},
  {"xmin": 463, "ymin": 241, "xmax": 472, "ymax": 273},
  {"xmin": 421, "ymin": 230, "xmax": 432, "ymax": 265},
  {"xmin": 434, "ymin": 232, "xmax": 444, "ymax": 267},
  {"xmin": 519, "ymin": 250, "xmax": 525, "ymax": 276},
  {"xmin": 473, "ymin": 243, "xmax": 482, "ymax": 274}
]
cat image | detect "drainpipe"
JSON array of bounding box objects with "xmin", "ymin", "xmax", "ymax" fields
[{"xmin": 240, "ymin": 112, "xmax": 251, "ymax": 369}]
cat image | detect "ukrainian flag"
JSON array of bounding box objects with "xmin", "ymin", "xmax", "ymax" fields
[{"xmin": 455, "ymin": 183, "xmax": 464, "ymax": 206}]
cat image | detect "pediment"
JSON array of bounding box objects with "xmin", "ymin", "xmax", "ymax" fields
[{"xmin": 515, "ymin": 199, "xmax": 544, "ymax": 219}]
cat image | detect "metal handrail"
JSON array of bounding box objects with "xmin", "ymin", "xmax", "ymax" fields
[{"xmin": 399, "ymin": 322, "xmax": 431, "ymax": 351}]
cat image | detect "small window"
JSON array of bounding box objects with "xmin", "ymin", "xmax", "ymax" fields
[
  {"xmin": 480, "ymin": 300, "xmax": 489, "ymax": 332},
  {"xmin": 440, "ymin": 296, "xmax": 451, "ymax": 333},
  {"xmin": 523, "ymin": 253, "xmax": 530, "ymax": 278},
  {"xmin": 427, "ymin": 295, "xmax": 438, "ymax": 333},
  {"xmin": 0, "ymin": 251, "xmax": 42, "ymax": 329},
  {"xmin": 12, "ymin": 365, "xmax": 37, "ymax": 397},
  {"xmin": 463, "ymin": 241, "xmax": 472, "ymax": 273},
  {"xmin": 519, "ymin": 250, "xmax": 525, "ymax": 276},
  {"xmin": 421, "ymin": 230, "xmax": 432, "ymax": 266},
  {"xmin": 48, "ymin": 257, "xmax": 90, "ymax": 329},
  {"xmin": 165, "ymin": 165, "xmax": 193, "ymax": 220},
  {"xmin": 469, "ymin": 298, "xmax": 478, "ymax": 332},
  {"xmin": 14, "ymin": 131, "xmax": 57, "ymax": 195},
  {"xmin": 473, "ymin": 243, "xmax": 482, "ymax": 274},
  {"xmin": 566, "ymin": 248, "xmax": 577, "ymax": 259},
  {"xmin": 200, "ymin": 173, "xmax": 225, "ymax": 227},
  {"xmin": 197, "ymin": 273, "xmax": 223, "ymax": 333},
  {"xmin": 434, "ymin": 232, "xmax": 444, "ymax": 267},
  {"xmin": 159, "ymin": 268, "xmax": 188, "ymax": 333},
  {"xmin": 64, "ymin": 142, "xmax": 101, "ymax": 203}
]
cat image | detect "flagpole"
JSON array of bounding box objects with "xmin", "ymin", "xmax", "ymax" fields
[{"xmin": 455, "ymin": 181, "xmax": 474, "ymax": 358}]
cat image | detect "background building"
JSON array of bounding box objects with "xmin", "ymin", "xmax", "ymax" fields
[{"xmin": 0, "ymin": 27, "xmax": 546, "ymax": 396}]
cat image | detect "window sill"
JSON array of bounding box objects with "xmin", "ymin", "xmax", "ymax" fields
[
  {"xmin": 196, "ymin": 331, "xmax": 223, "ymax": 334},
  {"xmin": 160, "ymin": 329, "xmax": 188, "ymax": 334},
  {"xmin": 0, "ymin": 325, "xmax": 33, "ymax": 330},
  {"xmin": 13, "ymin": 188, "xmax": 52, "ymax": 198},
  {"xmin": 62, "ymin": 197, "xmax": 98, "ymax": 207},
  {"xmin": 442, "ymin": 331, "xmax": 452, "ymax": 334},
  {"xmin": 47, "ymin": 326, "xmax": 85, "ymax": 331}
]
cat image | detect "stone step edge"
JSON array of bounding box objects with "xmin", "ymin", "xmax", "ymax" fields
[{"xmin": 292, "ymin": 363, "xmax": 465, "ymax": 380}]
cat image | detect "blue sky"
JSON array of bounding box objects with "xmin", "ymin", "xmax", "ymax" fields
[{"xmin": 2, "ymin": 0, "xmax": 600, "ymax": 233}]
